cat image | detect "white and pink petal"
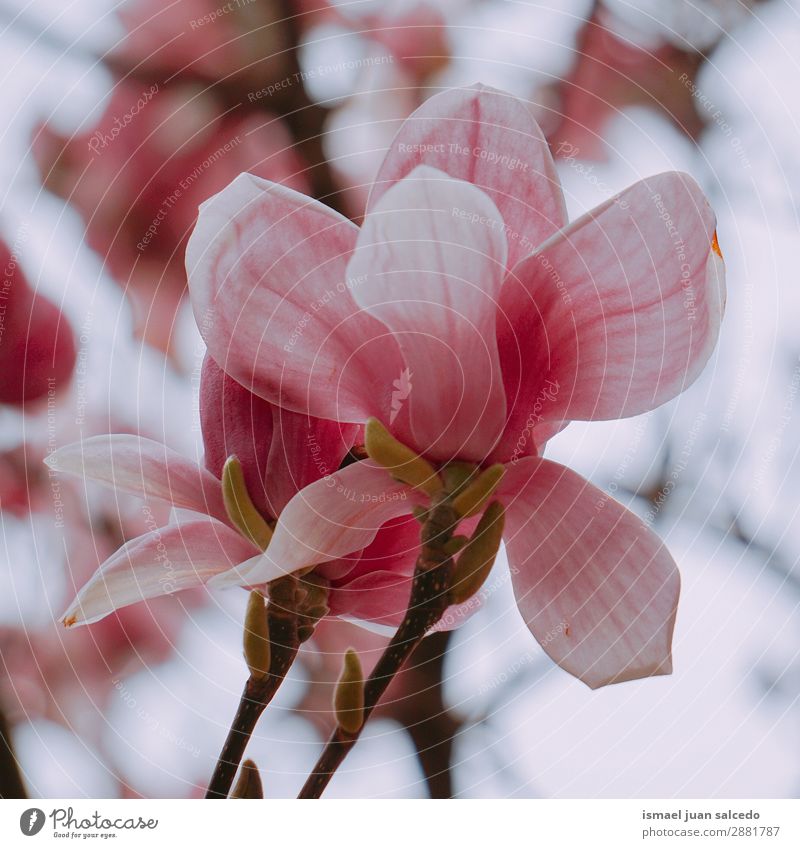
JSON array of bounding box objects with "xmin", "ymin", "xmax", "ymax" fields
[
  {"xmin": 349, "ymin": 166, "xmax": 508, "ymax": 462},
  {"xmin": 493, "ymin": 171, "xmax": 725, "ymax": 462},
  {"xmin": 500, "ymin": 457, "xmax": 680, "ymax": 689},
  {"xmin": 200, "ymin": 352, "xmax": 358, "ymax": 519},
  {"xmin": 209, "ymin": 461, "xmax": 422, "ymax": 587},
  {"xmin": 62, "ymin": 518, "xmax": 258, "ymax": 627},
  {"xmin": 369, "ymin": 84, "xmax": 567, "ymax": 268},
  {"xmin": 187, "ymin": 173, "xmax": 403, "ymax": 424},
  {"xmin": 45, "ymin": 435, "xmax": 229, "ymax": 524}
]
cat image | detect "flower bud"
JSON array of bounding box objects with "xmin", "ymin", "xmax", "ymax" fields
[
  {"xmin": 364, "ymin": 418, "xmax": 443, "ymax": 496},
  {"xmin": 243, "ymin": 591, "xmax": 271, "ymax": 680},
  {"xmin": 334, "ymin": 648, "xmax": 365, "ymax": 735},
  {"xmin": 449, "ymin": 502, "xmax": 505, "ymax": 605},
  {"xmin": 222, "ymin": 455, "xmax": 273, "ymax": 550},
  {"xmin": 231, "ymin": 759, "xmax": 263, "ymax": 799},
  {"xmin": 451, "ymin": 464, "xmax": 505, "ymax": 518}
]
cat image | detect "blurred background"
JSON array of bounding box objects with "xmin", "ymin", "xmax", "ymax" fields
[{"xmin": 0, "ymin": 0, "xmax": 798, "ymax": 798}]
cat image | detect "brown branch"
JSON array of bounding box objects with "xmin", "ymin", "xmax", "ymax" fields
[
  {"xmin": 298, "ymin": 500, "xmax": 459, "ymax": 799},
  {"xmin": 205, "ymin": 602, "xmax": 299, "ymax": 799}
]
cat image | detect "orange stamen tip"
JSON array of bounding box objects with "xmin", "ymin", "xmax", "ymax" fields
[
  {"xmin": 62, "ymin": 615, "xmax": 77, "ymax": 628},
  {"xmin": 711, "ymin": 231, "xmax": 723, "ymax": 259}
]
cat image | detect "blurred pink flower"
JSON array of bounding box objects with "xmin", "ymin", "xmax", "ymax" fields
[
  {"xmin": 328, "ymin": 0, "xmax": 450, "ymax": 81},
  {"xmin": 44, "ymin": 353, "xmax": 420, "ymax": 629},
  {"xmin": 188, "ymin": 84, "xmax": 725, "ymax": 688},
  {"xmin": 549, "ymin": 7, "xmax": 707, "ymax": 161},
  {"xmin": 113, "ymin": 0, "xmax": 293, "ymax": 85},
  {"xmin": 0, "ymin": 241, "xmax": 76, "ymax": 406},
  {"xmin": 33, "ymin": 81, "xmax": 307, "ymax": 353}
]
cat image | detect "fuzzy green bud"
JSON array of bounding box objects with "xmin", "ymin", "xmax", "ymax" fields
[
  {"xmin": 231, "ymin": 759, "xmax": 263, "ymax": 799},
  {"xmin": 451, "ymin": 464, "xmax": 505, "ymax": 518},
  {"xmin": 334, "ymin": 648, "xmax": 365, "ymax": 735},
  {"xmin": 449, "ymin": 502, "xmax": 505, "ymax": 605},
  {"xmin": 441, "ymin": 461, "xmax": 477, "ymax": 495},
  {"xmin": 243, "ymin": 591, "xmax": 271, "ymax": 680},
  {"xmin": 364, "ymin": 418, "xmax": 443, "ymax": 496},
  {"xmin": 222, "ymin": 455, "xmax": 273, "ymax": 551}
]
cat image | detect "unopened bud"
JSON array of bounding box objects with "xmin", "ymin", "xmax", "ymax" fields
[
  {"xmin": 449, "ymin": 502, "xmax": 505, "ymax": 604},
  {"xmin": 231, "ymin": 759, "xmax": 263, "ymax": 799},
  {"xmin": 451, "ymin": 464, "xmax": 505, "ymax": 518},
  {"xmin": 364, "ymin": 418, "xmax": 443, "ymax": 496},
  {"xmin": 222, "ymin": 455, "xmax": 273, "ymax": 550},
  {"xmin": 243, "ymin": 591, "xmax": 271, "ymax": 680},
  {"xmin": 334, "ymin": 648, "xmax": 365, "ymax": 735}
]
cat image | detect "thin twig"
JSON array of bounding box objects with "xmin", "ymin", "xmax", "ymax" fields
[{"xmin": 205, "ymin": 603, "xmax": 299, "ymax": 799}]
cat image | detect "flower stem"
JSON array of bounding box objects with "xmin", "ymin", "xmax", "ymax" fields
[
  {"xmin": 205, "ymin": 600, "xmax": 300, "ymax": 799},
  {"xmin": 298, "ymin": 499, "xmax": 459, "ymax": 799}
]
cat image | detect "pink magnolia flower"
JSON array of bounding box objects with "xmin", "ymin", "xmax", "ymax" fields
[
  {"xmin": 44, "ymin": 353, "xmax": 420, "ymax": 629},
  {"xmin": 187, "ymin": 84, "xmax": 725, "ymax": 688}
]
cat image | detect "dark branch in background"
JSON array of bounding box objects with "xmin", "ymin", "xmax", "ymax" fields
[
  {"xmin": 0, "ymin": 699, "xmax": 27, "ymax": 799},
  {"xmin": 272, "ymin": 0, "xmax": 345, "ymax": 215},
  {"xmin": 299, "ymin": 581, "xmax": 449, "ymax": 798},
  {"xmin": 391, "ymin": 630, "xmax": 460, "ymax": 799}
]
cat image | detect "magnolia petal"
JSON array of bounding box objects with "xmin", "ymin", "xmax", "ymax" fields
[
  {"xmin": 349, "ymin": 166, "xmax": 508, "ymax": 462},
  {"xmin": 328, "ymin": 571, "xmax": 413, "ymax": 627},
  {"xmin": 200, "ymin": 353, "xmax": 275, "ymax": 517},
  {"xmin": 494, "ymin": 171, "xmax": 725, "ymax": 461},
  {"xmin": 368, "ymin": 83, "xmax": 567, "ymax": 268},
  {"xmin": 209, "ymin": 461, "xmax": 422, "ymax": 587},
  {"xmin": 266, "ymin": 407, "xmax": 359, "ymax": 517},
  {"xmin": 45, "ymin": 435, "xmax": 228, "ymax": 523},
  {"xmin": 324, "ymin": 514, "xmax": 420, "ymax": 584},
  {"xmin": 501, "ymin": 457, "xmax": 680, "ymax": 689},
  {"xmin": 62, "ymin": 519, "xmax": 258, "ymax": 626},
  {"xmin": 321, "ymin": 515, "xmax": 420, "ymax": 623},
  {"xmin": 201, "ymin": 353, "xmax": 358, "ymax": 518},
  {"xmin": 187, "ymin": 173, "xmax": 403, "ymax": 423}
]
